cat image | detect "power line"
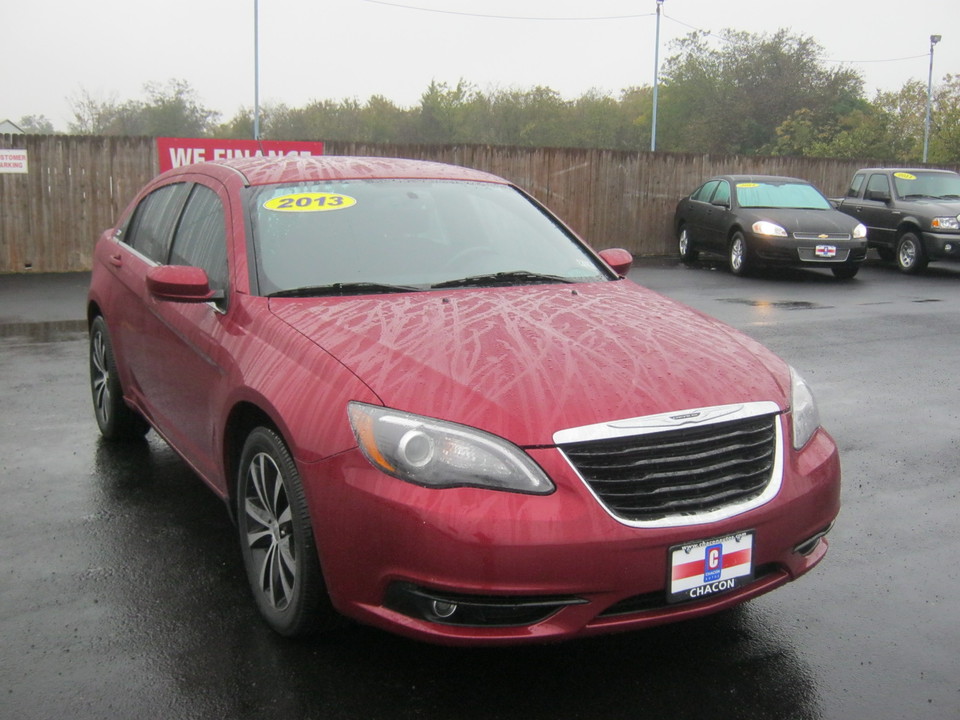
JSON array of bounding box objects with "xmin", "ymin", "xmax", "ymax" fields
[
  {"xmin": 359, "ymin": 0, "xmax": 655, "ymax": 21},
  {"xmin": 361, "ymin": 2, "xmax": 933, "ymax": 74}
]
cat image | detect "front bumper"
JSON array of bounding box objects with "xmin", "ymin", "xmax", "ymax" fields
[
  {"xmin": 748, "ymin": 234, "xmax": 867, "ymax": 267},
  {"xmin": 300, "ymin": 422, "xmax": 841, "ymax": 645},
  {"xmin": 921, "ymin": 231, "xmax": 960, "ymax": 260}
]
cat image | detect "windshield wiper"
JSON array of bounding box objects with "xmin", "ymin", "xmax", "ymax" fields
[
  {"xmin": 431, "ymin": 270, "xmax": 576, "ymax": 289},
  {"xmin": 268, "ymin": 282, "xmax": 422, "ymax": 298}
]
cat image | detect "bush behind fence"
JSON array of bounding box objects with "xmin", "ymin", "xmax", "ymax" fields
[{"xmin": 0, "ymin": 134, "xmax": 945, "ymax": 273}]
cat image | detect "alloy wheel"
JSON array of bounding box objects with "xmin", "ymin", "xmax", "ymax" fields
[{"xmin": 243, "ymin": 452, "xmax": 296, "ymax": 611}]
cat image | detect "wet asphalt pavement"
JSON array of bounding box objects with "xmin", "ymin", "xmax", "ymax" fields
[{"xmin": 1, "ymin": 258, "xmax": 958, "ymax": 719}]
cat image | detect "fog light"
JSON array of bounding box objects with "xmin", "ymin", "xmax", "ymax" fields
[
  {"xmin": 946, "ymin": 243, "xmax": 954, "ymax": 252},
  {"xmin": 431, "ymin": 600, "xmax": 458, "ymax": 618},
  {"xmin": 385, "ymin": 582, "xmax": 586, "ymax": 627}
]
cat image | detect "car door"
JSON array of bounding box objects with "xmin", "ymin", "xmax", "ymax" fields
[
  {"xmin": 105, "ymin": 182, "xmax": 191, "ymax": 404},
  {"xmin": 856, "ymin": 173, "xmax": 898, "ymax": 248},
  {"xmin": 703, "ymin": 179, "xmax": 733, "ymax": 253},
  {"xmin": 683, "ymin": 180, "xmax": 721, "ymax": 245},
  {"xmin": 134, "ymin": 180, "xmax": 235, "ymax": 489}
]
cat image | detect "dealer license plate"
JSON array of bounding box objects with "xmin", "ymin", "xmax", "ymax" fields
[
  {"xmin": 815, "ymin": 244, "xmax": 837, "ymax": 258},
  {"xmin": 668, "ymin": 532, "xmax": 754, "ymax": 604}
]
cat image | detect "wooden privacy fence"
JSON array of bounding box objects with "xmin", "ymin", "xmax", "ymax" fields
[{"xmin": 0, "ymin": 134, "xmax": 930, "ymax": 273}]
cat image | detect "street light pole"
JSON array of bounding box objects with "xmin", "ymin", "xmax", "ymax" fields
[
  {"xmin": 922, "ymin": 34, "xmax": 941, "ymax": 163},
  {"xmin": 254, "ymin": 0, "xmax": 261, "ymax": 141},
  {"xmin": 650, "ymin": 0, "xmax": 664, "ymax": 152}
]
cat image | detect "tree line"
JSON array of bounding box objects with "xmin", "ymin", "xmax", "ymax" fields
[{"xmin": 15, "ymin": 29, "xmax": 960, "ymax": 164}]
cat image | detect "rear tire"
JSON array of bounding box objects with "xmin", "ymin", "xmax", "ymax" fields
[
  {"xmin": 89, "ymin": 316, "xmax": 150, "ymax": 440},
  {"xmin": 237, "ymin": 427, "xmax": 342, "ymax": 637},
  {"xmin": 678, "ymin": 226, "xmax": 699, "ymax": 264},
  {"xmin": 876, "ymin": 247, "xmax": 895, "ymax": 262}
]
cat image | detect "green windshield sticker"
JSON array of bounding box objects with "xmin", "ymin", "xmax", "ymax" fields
[
  {"xmin": 736, "ymin": 182, "xmax": 760, "ymax": 188},
  {"xmin": 894, "ymin": 172, "xmax": 917, "ymax": 181},
  {"xmin": 263, "ymin": 193, "xmax": 357, "ymax": 212}
]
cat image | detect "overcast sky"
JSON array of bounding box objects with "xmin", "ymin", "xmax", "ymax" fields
[{"xmin": 3, "ymin": 0, "xmax": 958, "ymax": 131}]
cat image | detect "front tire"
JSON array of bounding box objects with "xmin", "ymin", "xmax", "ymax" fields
[
  {"xmin": 89, "ymin": 316, "xmax": 149, "ymax": 440},
  {"xmin": 896, "ymin": 232, "xmax": 927, "ymax": 274},
  {"xmin": 678, "ymin": 226, "xmax": 699, "ymax": 264},
  {"xmin": 728, "ymin": 231, "xmax": 751, "ymax": 276},
  {"xmin": 237, "ymin": 427, "xmax": 341, "ymax": 637},
  {"xmin": 831, "ymin": 265, "xmax": 859, "ymax": 280}
]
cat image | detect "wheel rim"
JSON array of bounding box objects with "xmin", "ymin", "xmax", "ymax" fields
[
  {"xmin": 679, "ymin": 229, "xmax": 689, "ymax": 256},
  {"xmin": 91, "ymin": 329, "xmax": 111, "ymax": 426},
  {"xmin": 899, "ymin": 238, "xmax": 917, "ymax": 268},
  {"xmin": 244, "ymin": 452, "xmax": 296, "ymax": 611},
  {"xmin": 731, "ymin": 236, "xmax": 744, "ymax": 272}
]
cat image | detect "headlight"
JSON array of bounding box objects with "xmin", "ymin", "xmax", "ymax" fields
[
  {"xmin": 853, "ymin": 223, "xmax": 867, "ymax": 239},
  {"xmin": 790, "ymin": 367, "xmax": 821, "ymax": 450},
  {"xmin": 752, "ymin": 221, "xmax": 788, "ymax": 237},
  {"xmin": 347, "ymin": 402, "xmax": 555, "ymax": 494},
  {"xmin": 931, "ymin": 216, "xmax": 960, "ymax": 231}
]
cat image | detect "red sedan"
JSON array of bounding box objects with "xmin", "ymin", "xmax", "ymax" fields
[{"xmin": 87, "ymin": 156, "xmax": 840, "ymax": 645}]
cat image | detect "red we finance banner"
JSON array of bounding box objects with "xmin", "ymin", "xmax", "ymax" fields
[{"xmin": 157, "ymin": 137, "xmax": 325, "ymax": 173}]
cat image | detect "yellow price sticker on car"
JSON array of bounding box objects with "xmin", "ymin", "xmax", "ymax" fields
[
  {"xmin": 894, "ymin": 172, "xmax": 917, "ymax": 181},
  {"xmin": 263, "ymin": 193, "xmax": 357, "ymax": 212},
  {"xmin": 736, "ymin": 183, "xmax": 760, "ymax": 188}
]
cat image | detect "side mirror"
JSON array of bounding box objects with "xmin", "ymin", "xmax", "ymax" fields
[
  {"xmin": 599, "ymin": 248, "xmax": 633, "ymax": 276},
  {"xmin": 866, "ymin": 188, "xmax": 891, "ymax": 203},
  {"xmin": 147, "ymin": 265, "xmax": 221, "ymax": 303}
]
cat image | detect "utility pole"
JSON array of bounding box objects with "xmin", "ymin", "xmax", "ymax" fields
[
  {"xmin": 254, "ymin": 0, "xmax": 261, "ymax": 141},
  {"xmin": 650, "ymin": 0, "xmax": 664, "ymax": 152},
  {"xmin": 922, "ymin": 34, "xmax": 942, "ymax": 163}
]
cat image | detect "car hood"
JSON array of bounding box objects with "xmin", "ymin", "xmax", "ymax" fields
[
  {"xmin": 896, "ymin": 196, "xmax": 960, "ymax": 213},
  {"xmin": 269, "ymin": 281, "xmax": 790, "ymax": 446},
  {"xmin": 741, "ymin": 207, "xmax": 860, "ymax": 234}
]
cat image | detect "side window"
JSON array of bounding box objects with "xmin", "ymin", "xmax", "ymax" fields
[
  {"xmin": 124, "ymin": 183, "xmax": 190, "ymax": 263},
  {"xmin": 711, "ymin": 181, "xmax": 731, "ymax": 206},
  {"xmin": 169, "ymin": 185, "xmax": 229, "ymax": 292},
  {"xmin": 866, "ymin": 173, "xmax": 890, "ymax": 197},
  {"xmin": 846, "ymin": 174, "xmax": 865, "ymax": 198},
  {"xmin": 692, "ymin": 180, "xmax": 720, "ymax": 202}
]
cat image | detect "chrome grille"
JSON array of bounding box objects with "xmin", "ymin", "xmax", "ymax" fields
[
  {"xmin": 559, "ymin": 412, "xmax": 779, "ymax": 524},
  {"xmin": 793, "ymin": 232, "xmax": 851, "ymax": 241},
  {"xmin": 797, "ymin": 247, "xmax": 852, "ymax": 262}
]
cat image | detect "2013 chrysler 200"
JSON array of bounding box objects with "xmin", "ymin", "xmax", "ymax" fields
[{"xmin": 88, "ymin": 156, "xmax": 840, "ymax": 645}]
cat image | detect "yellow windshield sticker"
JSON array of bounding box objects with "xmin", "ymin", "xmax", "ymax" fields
[
  {"xmin": 736, "ymin": 183, "xmax": 760, "ymax": 188},
  {"xmin": 263, "ymin": 193, "xmax": 357, "ymax": 212},
  {"xmin": 894, "ymin": 172, "xmax": 917, "ymax": 181}
]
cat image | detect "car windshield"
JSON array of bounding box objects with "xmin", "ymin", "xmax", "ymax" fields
[
  {"xmin": 735, "ymin": 181, "xmax": 831, "ymax": 210},
  {"xmin": 247, "ymin": 179, "xmax": 609, "ymax": 295},
  {"xmin": 892, "ymin": 171, "xmax": 960, "ymax": 200}
]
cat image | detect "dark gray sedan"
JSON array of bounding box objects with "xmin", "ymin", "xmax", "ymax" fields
[{"xmin": 674, "ymin": 175, "xmax": 868, "ymax": 279}]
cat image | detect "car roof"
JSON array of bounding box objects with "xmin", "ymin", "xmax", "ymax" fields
[
  {"xmin": 164, "ymin": 155, "xmax": 510, "ymax": 187},
  {"xmin": 715, "ymin": 174, "xmax": 808, "ymax": 184},
  {"xmin": 854, "ymin": 167, "xmax": 959, "ymax": 175}
]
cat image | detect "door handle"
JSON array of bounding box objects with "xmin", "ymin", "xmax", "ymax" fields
[{"xmin": 109, "ymin": 254, "xmax": 122, "ymax": 267}]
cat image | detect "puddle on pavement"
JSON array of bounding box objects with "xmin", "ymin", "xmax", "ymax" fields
[{"xmin": 718, "ymin": 299, "xmax": 832, "ymax": 311}]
